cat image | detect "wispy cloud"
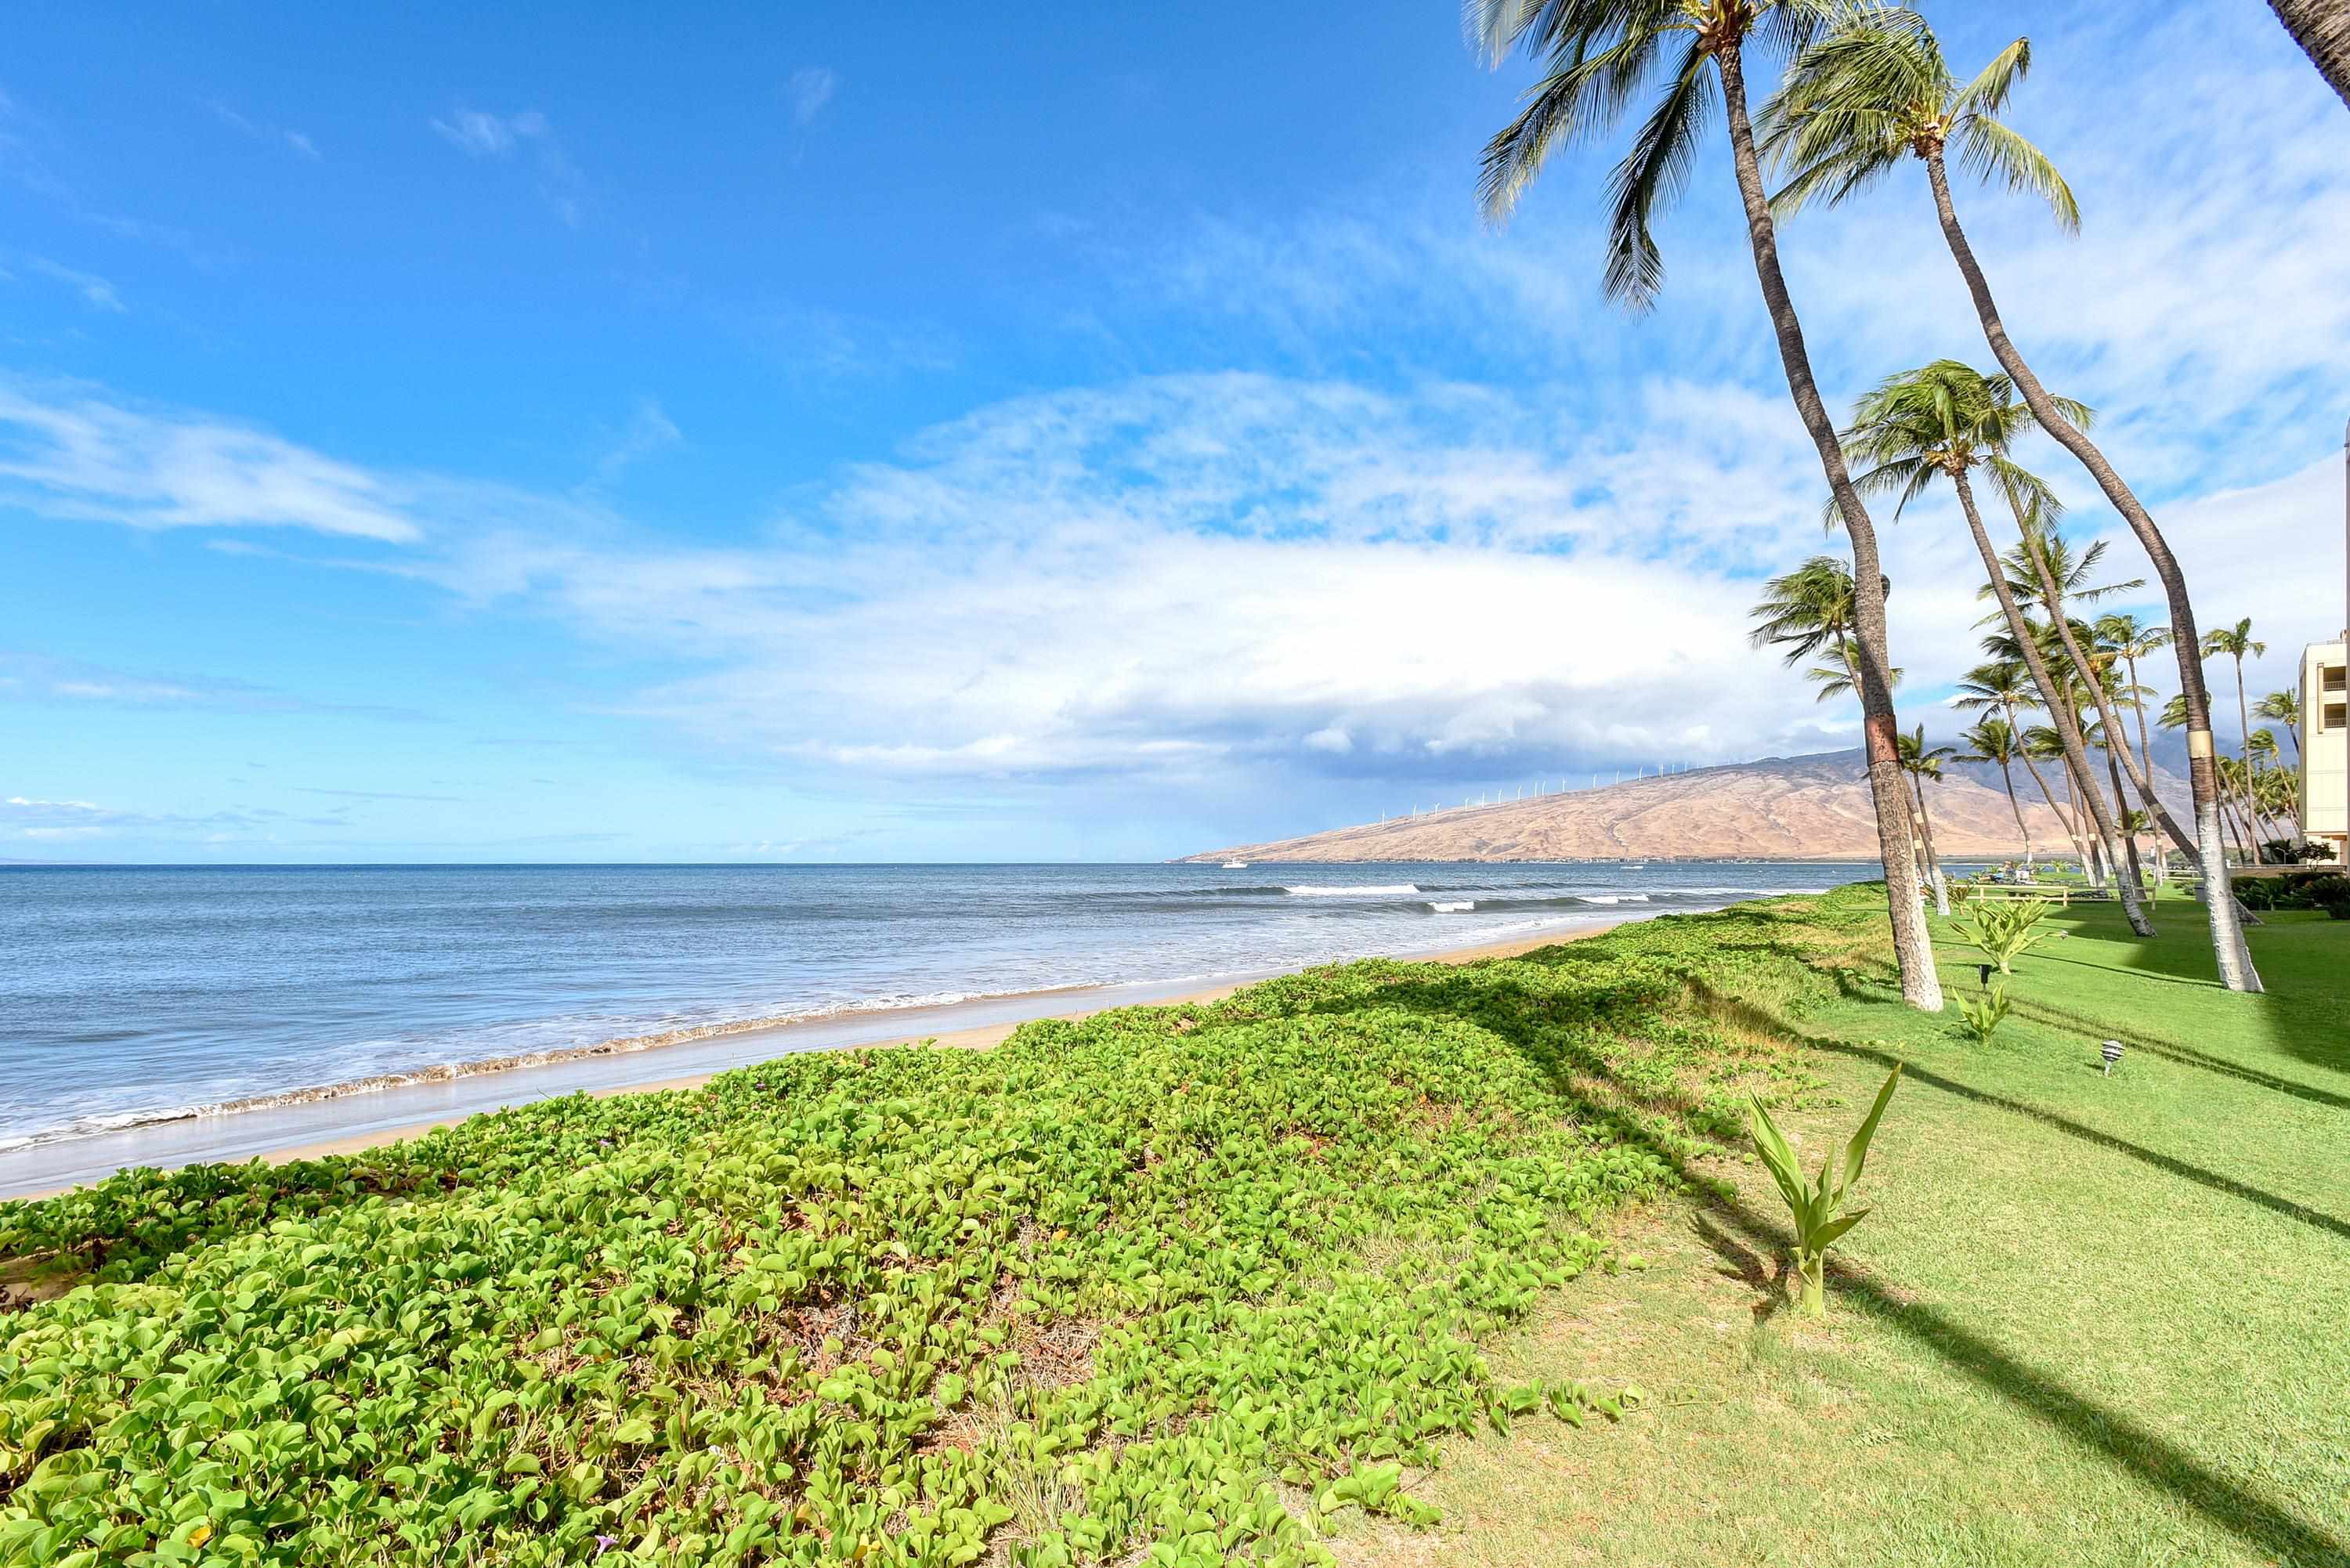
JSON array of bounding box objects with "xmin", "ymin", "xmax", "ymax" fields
[
  {"xmin": 0, "ymin": 383, "xmax": 423, "ymax": 541},
  {"xmin": 429, "ymin": 107, "xmax": 585, "ymax": 226},
  {"xmin": 18, "ymin": 255, "xmax": 124, "ymax": 312},
  {"xmin": 786, "ymin": 68, "xmax": 837, "ymax": 128},
  {"xmin": 204, "ymin": 99, "xmax": 323, "ymax": 161},
  {"xmin": 589, "ymin": 398, "xmax": 683, "ymax": 488}
]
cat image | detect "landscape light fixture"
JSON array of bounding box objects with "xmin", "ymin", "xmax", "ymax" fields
[{"xmin": 2100, "ymin": 1039, "xmax": 2125, "ymax": 1077}]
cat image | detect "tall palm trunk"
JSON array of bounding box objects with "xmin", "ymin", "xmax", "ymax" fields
[
  {"xmin": 1950, "ymin": 468, "xmax": 2153, "ymax": 933},
  {"xmin": 2015, "ymin": 728, "xmax": 2084, "ymax": 869},
  {"xmin": 1995, "ymin": 757, "xmax": 2033, "ymax": 862},
  {"xmin": 1723, "ymin": 40, "xmax": 1940, "ymax": 1010},
  {"xmin": 2267, "ymin": 0, "xmax": 2350, "ymax": 110},
  {"xmin": 1909, "ymin": 771, "xmax": 1950, "ymax": 914},
  {"xmin": 1922, "ymin": 147, "xmax": 2257, "ymax": 990},
  {"xmin": 2102, "ymin": 742, "xmax": 2146, "ymax": 893},
  {"xmin": 2011, "ymin": 523, "xmax": 2202, "ymax": 873}
]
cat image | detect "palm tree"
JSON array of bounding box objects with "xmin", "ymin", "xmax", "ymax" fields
[
  {"xmin": 2095, "ymin": 612, "xmax": 2171, "ymax": 789},
  {"xmin": 1958, "ymin": 715, "xmax": 2034, "ymax": 865},
  {"xmin": 1470, "ymin": 0, "xmax": 1943, "ymax": 1011},
  {"xmin": 1898, "ymin": 724, "xmax": 1954, "ymax": 914},
  {"xmin": 2087, "ymin": 717, "xmax": 2147, "ymax": 892},
  {"xmin": 1758, "ymin": 7, "xmax": 2258, "ymax": 989},
  {"xmin": 1749, "ymin": 555, "xmax": 1871, "ymax": 668},
  {"xmin": 2256, "ymin": 691, "xmax": 2302, "ymax": 761},
  {"xmin": 2120, "ymin": 807, "xmax": 2164, "ymax": 889},
  {"xmin": 1834, "ymin": 359, "xmax": 2153, "ymax": 934},
  {"xmin": 2002, "ymin": 505, "xmax": 2200, "ymax": 876},
  {"xmin": 1956, "ymin": 664, "xmax": 2062, "ymax": 866},
  {"xmin": 2024, "ymin": 722, "xmax": 2093, "ymax": 873},
  {"xmin": 2201, "ymin": 618, "xmax": 2267, "ymax": 764},
  {"xmin": 2201, "ymin": 617, "xmax": 2270, "ymax": 854},
  {"xmin": 2267, "ymin": 0, "xmax": 2350, "ymax": 111}
]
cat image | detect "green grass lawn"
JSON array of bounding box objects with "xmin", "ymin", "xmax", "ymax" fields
[{"xmin": 1340, "ymin": 895, "xmax": 2350, "ymax": 1568}]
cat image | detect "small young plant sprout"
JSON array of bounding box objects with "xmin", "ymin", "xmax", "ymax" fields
[
  {"xmin": 1748, "ymin": 1065, "xmax": 1902, "ymax": 1318},
  {"xmin": 1957, "ymin": 981, "xmax": 2010, "ymax": 1045}
]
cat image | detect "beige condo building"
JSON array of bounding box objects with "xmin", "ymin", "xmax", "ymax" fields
[{"xmin": 2301, "ymin": 640, "xmax": 2348, "ymax": 864}]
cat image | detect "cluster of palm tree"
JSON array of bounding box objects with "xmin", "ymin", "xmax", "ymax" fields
[{"xmin": 1468, "ymin": 0, "xmax": 2301, "ymax": 1000}]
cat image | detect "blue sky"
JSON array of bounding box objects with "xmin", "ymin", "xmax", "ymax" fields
[{"xmin": 4, "ymin": 2, "xmax": 2346, "ymax": 862}]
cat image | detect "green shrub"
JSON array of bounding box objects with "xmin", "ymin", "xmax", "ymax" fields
[
  {"xmin": 2302, "ymin": 876, "xmax": 2350, "ymax": 919},
  {"xmin": 0, "ymin": 903, "xmax": 1849, "ymax": 1568}
]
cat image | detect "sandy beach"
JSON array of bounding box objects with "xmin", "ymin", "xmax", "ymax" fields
[{"xmin": 0, "ymin": 918, "xmax": 1625, "ymax": 1202}]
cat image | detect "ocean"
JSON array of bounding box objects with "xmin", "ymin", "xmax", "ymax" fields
[{"xmin": 0, "ymin": 861, "xmax": 1878, "ymax": 1176}]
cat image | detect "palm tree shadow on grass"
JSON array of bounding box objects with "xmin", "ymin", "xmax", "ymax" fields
[
  {"xmin": 2003, "ymin": 995, "xmax": 2350, "ymax": 1110},
  {"xmin": 1691, "ymin": 981, "xmax": 2350, "ymax": 1245},
  {"xmin": 1697, "ymin": 1188, "xmax": 2350, "ymax": 1568},
  {"xmin": 1288, "ymin": 952, "xmax": 2350, "ymax": 1566}
]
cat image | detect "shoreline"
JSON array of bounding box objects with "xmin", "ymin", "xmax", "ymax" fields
[{"xmin": 0, "ymin": 917, "xmax": 1632, "ymax": 1203}]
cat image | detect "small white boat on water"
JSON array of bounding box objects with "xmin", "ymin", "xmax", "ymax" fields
[
  {"xmin": 1624, "ymin": 862, "xmax": 1647, "ymax": 870},
  {"xmin": 1223, "ymin": 859, "xmax": 1249, "ymax": 869}
]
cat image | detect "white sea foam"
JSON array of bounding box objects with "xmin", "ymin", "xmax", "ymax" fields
[
  {"xmin": 1427, "ymin": 900, "xmax": 1475, "ymax": 913},
  {"xmin": 1581, "ymin": 893, "xmax": 1652, "ymax": 905},
  {"xmin": 1284, "ymin": 883, "xmax": 1419, "ymax": 896}
]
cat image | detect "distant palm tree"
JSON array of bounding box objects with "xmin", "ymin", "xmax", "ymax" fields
[
  {"xmin": 2201, "ymin": 618, "xmax": 2267, "ymax": 763},
  {"xmin": 2023, "ymin": 722, "xmax": 2098, "ymax": 873},
  {"xmin": 2001, "ymin": 511, "xmax": 2198, "ymax": 879},
  {"xmin": 2201, "ymin": 617, "xmax": 2270, "ymax": 852},
  {"xmin": 2119, "ymin": 807, "xmax": 2164, "ymax": 887},
  {"xmin": 1835, "ymin": 358, "xmax": 2152, "ymax": 934},
  {"xmin": 2265, "ymin": 0, "xmax": 2350, "ymax": 110},
  {"xmin": 1470, "ymin": 0, "xmax": 1943, "ymax": 1011},
  {"xmin": 1958, "ymin": 716, "xmax": 2033, "ymax": 864},
  {"xmin": 2256, "ymin": 691, "xmax": 2302, "ymax": 761},
  {"xmin": 2096, "ymin": 612, "xmax": 2171, "ymax": 790},
  {"xmin": 1955, "ymin": 659, "xmax": 2070, "ymax": 869},
  {"xmin": 1758, "ymin": 6, "xmax": 2257, "ymax": 989},
  {"xmin": 1898, "ymin": 724, "xmax": 1954, "ymax": 914}
]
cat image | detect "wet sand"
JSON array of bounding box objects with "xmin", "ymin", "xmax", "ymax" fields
[{"xmin": 0, "ymin": 917, "xmax": 1627, "ymax": 1201}]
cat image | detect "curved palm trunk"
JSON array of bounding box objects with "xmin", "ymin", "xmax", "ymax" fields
[
  {"xmin": 1923, "ymin": 149, "xmax": 2256, "ymax": 989},
  {"xmin": 2115, "ymin": 647, "xmax": 2198, "ymax": 872},
  {"xmin": 2267, "ymin": 0, "xmax": 2350, "ymax": 110},
  {"xmin": 1951, "ymin": 468, "xmax": 2154, "ymax": 934},
  {"xmin": 1995, "ymin": 757, "xmax": 2033, "ymax": 862},
  {"xmin": 2102, "ymin": 742, "xmax": 2147, "ymax": 893},
  {"xmin": 2008, "ymin": 521, "xmax": 2202, "ymax": 876},
  {"xmin": 2015, "ymin": 731, "xmax": 2084, "ymax": 868},
  {"xmin": 1723, "ymin": 41, "xmax": 1940, "ymax": 1010},
  {"xmin": 1910, "ymin": 771, "xmax": 1950, "ymax": 914}
]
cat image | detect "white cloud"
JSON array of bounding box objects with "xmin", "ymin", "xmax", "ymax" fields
[
  {"xmin": 786, "ymin": 68, "xmax": 837, "ymax": 128},
  {"xmin": 590, "ymin": 398, "xmax": 683, "ymax": 486},
  {"xmin": 430, "ymin": 107, "xmax": 584, "ymax": 226},
  {"xmin": 207, "ymin": 99, "xmax": 322, "ymax": 161},
  {"xmin": 21, "ymin": 255, "xmax": 123, "ymax": 312},
  {"xmin": 0, "ymin": 384, "xmax": 422, "ymax": 541}
]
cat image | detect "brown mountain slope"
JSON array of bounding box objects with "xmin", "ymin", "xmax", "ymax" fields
[{"xmin": 1183, "ymin": 749, "xmax": 2116, "ymax": 863}]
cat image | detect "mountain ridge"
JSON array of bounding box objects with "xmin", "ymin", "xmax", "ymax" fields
[{"xmin": 1182, "ymin": 746, "xmax": 2191, "ymax": 864}]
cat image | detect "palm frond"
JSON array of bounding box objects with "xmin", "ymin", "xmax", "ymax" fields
[
  {"xmin": 1954, "ymin": 115, "xmax": 2078, "ymax": 231},
  {"xmin": 1950, "ymin": 35, "xmax": 2030, "ymax": 119},
  {"xmin": 1600, "ymin": 33, "xmax": 1713, "ymax": 309}
]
